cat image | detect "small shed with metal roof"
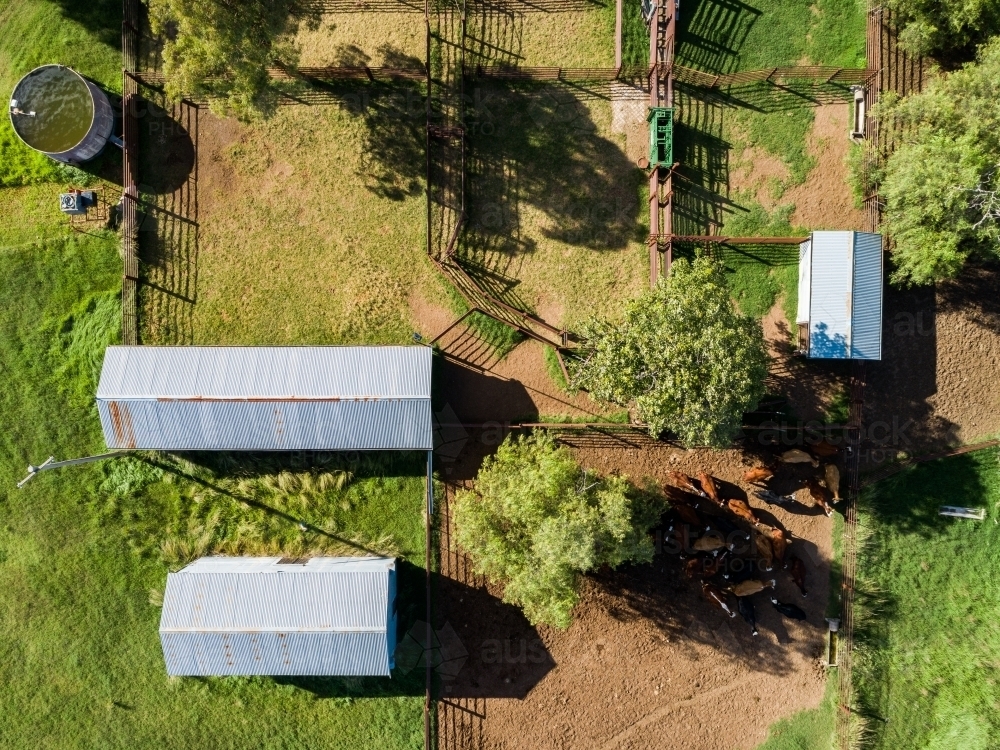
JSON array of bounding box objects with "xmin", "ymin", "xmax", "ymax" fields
[
  {"xmin": 796, "ymin": 231, "xmax": 883, "ymax": 360},
  {"xmin": 159, "ymin": 556, "xmax": 398, "ymax": 676},
  {"xmin": 96, "ymin": 345, "xmax": 433, "ymax": 451}
]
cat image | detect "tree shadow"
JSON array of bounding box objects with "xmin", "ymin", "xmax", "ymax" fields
[
  {"xmin": 864, "ymin": 283, "xmax": 961, "ymax": 461},
  {"xmin": 459, "ymin": 81, "xmax": 643, "ymax": 305},
  {"xmin": 134, "ymin": 89, "xmax": 199, "ymax": 345},
  {"xmin": 431, "ymin": 571, "xmax": 555, "ymax": 699},
  {"xmin": 50, "ymin": 0, "xmax": 121, "ymax": 51}
]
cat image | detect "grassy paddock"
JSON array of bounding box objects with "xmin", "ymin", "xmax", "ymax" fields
[
  {"xmin": 138, "ymin": 78, "xmax": 445, "ymax": 346},
  {"xmin": 755, "ymin": 679, "xmax": 837, "ymax": 750},
  {"xmin": 462, "ymin": 80, "xmax": 648, "ymax": 330},
  {"xmin": 0, "ymin": 236, "xmax": 426, "ymax": 749},
  {"xmin": 853, "ymin": 449, "xmax": 1000, "ymax": 749}
]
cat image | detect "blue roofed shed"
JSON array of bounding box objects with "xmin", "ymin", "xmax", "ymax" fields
[{"xmin": 796, "ymin": 231, "xmax": 883, "ymax": 360}]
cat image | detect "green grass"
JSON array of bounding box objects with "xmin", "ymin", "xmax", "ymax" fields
[
  {"xmin": 734, "ymin": 108, "xmax": 819, "ymax": 193},
  {"xmin": 755, "ymin": 679, "xmax": 837, "ymax": 750},
  {"xmin": 675, "ymin": 203, "xmax": 802, "ymax": 321},
  {"xmin": 852, "ymin": 449, "xmax": 1000, "ymax": 749},
  {"xmin": 677, "ymin": 0, "xmax": 865, "ymax": 73},
  {"xmin": 543, "ymin": 344, "xmax": 574, "ymax": 393},
  {"xmin": 0, "ymin": 0, "xmax": 121, "ymax": 186},
  {"xmin": 0, "ymin": 235, "xmax": 426, "ymax": 748},
  {"xmin": 620, "ymin": 0, "xmax": 648, "ymax": 68}
]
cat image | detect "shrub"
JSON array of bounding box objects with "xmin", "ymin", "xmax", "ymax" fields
[{"xmin": 453, "ymin": 431, "xmax": 663, "ymax": 628}]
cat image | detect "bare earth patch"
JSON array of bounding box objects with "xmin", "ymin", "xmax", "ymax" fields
[
  {"xmin": 729, "ymin": 146, "xmax": 791, "ymax": 205},
  {"xmin": 439, "ymin": 338, "xmax": 614, "ymax": 422},
  {"xmin": 785, "ymin": 104, "xmax": 866, "ymax": 230},
  {"xmin": 866, "ymin": 265, "xmax": 1000, "ymax": 456}
]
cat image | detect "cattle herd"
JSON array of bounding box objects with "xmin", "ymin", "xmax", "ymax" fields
[{"xmin": 661, "ymin": 442, "xmax": 842, "ymax": 638}]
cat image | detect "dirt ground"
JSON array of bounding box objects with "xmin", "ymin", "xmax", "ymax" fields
[
  {"xmin": 437, "ymin": 434, "xmax": 836, "ymax": 750},
  {"xmin": 865, "ymin": 263, "xmax": 1000, "ymax": 460},
  {"xmin": 785, "ymin": 105, "xmax": 867, "ymax": 231},
  {"xmin": 729, "ymin": 102, "xmax": 866, "ymax": 232},
  {"xmin": 762, "ymin": 301, "xmax": 847, "ymax": 424}
]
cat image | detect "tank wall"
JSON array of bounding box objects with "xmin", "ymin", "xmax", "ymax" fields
[{"xmin": 49, "ymin": 80, "xmax": 114, "ymax": 164}]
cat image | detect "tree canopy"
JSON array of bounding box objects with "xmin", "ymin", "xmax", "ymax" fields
[
  {"xmin": 453, "ymin": 431, "xmax": 663, "ymax": 629},
  {"xmin": 878, "ymin": 38, "xmax": 1000, "ymax": 286},
  {"xmin": 569, "ymin": 256, "xmax": 768, "ymax": 448},
  {"xmin": 149, "ymin": 0, "xmax": 317, "ymax": 121},
  {"xmin": 886, "ymin": 0, "xmax": 1000, "ymax": 58}
]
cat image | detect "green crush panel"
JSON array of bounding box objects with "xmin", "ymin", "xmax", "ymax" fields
[{"xmin": 647, "ymin": 107, "xmax": 674, "ymax": 167}]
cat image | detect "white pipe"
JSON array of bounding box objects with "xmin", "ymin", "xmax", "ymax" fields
[{"xmin": 17, "ymin": 450, "xmax": 130, "ymax": 489}]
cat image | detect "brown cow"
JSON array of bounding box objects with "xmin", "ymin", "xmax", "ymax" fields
[
  {"xmin": 743, "ymin": 466, "xmax": 775, "ymax": 485},
  {"xmin": 811, "ymin": 440, "xmax": 840, "ymax": 458},
  {"xmin": 770, "ymin": 527, "xmax": 790, "ymax": 567},
  {"xmin": 702, "ymin": 581, "xmax": 736, "ymax": 618},
  {"xmin": 726, "ymin": 497, "xmax": 763, "ymax": 528},
  {"xmin": 755, "ymin": 530, "xmax": 774, "ymax": 571},
  {"xmin": 670, "ymin": 500, "xmax": 703, "ymax": 527},
  {"xmin": 807, "ymin": 479, "xmax": 834, "ymax": 517},
  {"xmin": 696, "ymin": 471, "xmax": 724, "ymax": 507},
  {"xmin": 668, "ymin": 471, "xmax": 708, "ymax": 499},
  {"xmin": 825, "ymin": 463, "xmax": 842, "ymax": 501},
  {"xmin": 789, "ymin": 555, "xmax": 808, "ymax": 597},
  {"xmin": 686, "ymin": 550, "xmax": 729, "ymax": 579},
  {"xmin": 693, "ymin": 531, "xmax": 728, "ymax": 552},
  {"xmin": 728, "ymin": 578, "xmax": 777, "ymax": 597}
]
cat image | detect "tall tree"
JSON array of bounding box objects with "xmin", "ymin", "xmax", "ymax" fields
[
  {"xmin": 878, "ymin": 38, "xmax": 1000, "ymax": 285},
  {"xmin": 149, "ymin": 0, "xmax": 317, "ymax": 121},
  {"xmin": 570, "ymin": 256, "xmax": 768, "ymax": 448},
  {"xmin": 453, "ymin": 431, "xmax": 663, "ymax": 629},
  {"xmin": 885, "ymin": 0, "xmax": 1000, "ymax": 58}
]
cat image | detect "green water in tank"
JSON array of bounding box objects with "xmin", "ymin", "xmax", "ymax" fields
[{"xmin": 10, "ymin": 66, "xmax": 94, "ymax": 153}]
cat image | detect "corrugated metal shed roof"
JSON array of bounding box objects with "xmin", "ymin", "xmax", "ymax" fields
[
  {"xmin": 160, "ymin": 556, "xmax": 397, "ymax": 676},
  {"xmin": 98, "ymin": 346, "xmax": 431, "ymax": 399},
  {"xmin": 802, "ymin": 231, "xmax": 883, "ymax": 361},
  {"xmin": 850, "ymin": 232, "xmax": 883, "ymax": 360},
  {"xmin": 96, "ymin": 346, "xmax": 433, "ymax": 451}
]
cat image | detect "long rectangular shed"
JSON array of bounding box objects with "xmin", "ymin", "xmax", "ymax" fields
[
  {"xmin": 96, "ymin": 345, "xmax": 433, "ymax": 451},
  {"xmin": 796, "ymin": 231, "xmax": 883, "ymax": 360},
  {"xmin": 160, "ymin": 556, "xmax": 398, "ymax": 676}
]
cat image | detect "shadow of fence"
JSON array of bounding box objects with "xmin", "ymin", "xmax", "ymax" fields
[{"xmin": 134, "ymin": 87, "xmax": 199, "ymax": 344}]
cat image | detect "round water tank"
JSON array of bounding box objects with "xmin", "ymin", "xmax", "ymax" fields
[{"xmin": 9, "ymin": 65, "xmax": 115, "ymax": 164}]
